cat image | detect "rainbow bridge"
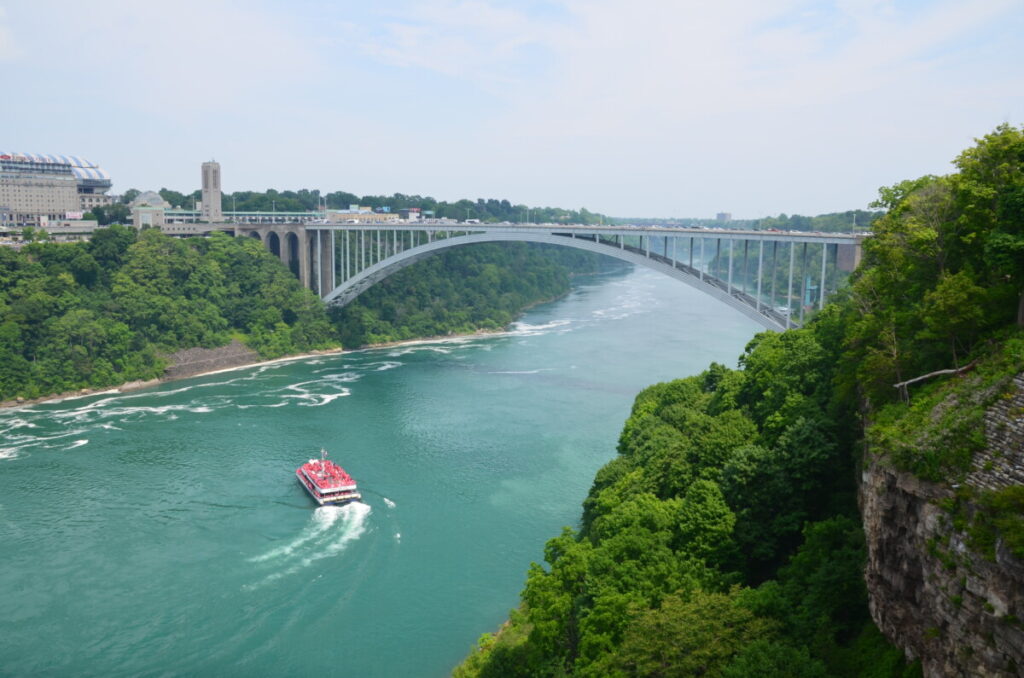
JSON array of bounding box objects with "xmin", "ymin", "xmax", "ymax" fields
[{"xmin": 232, "ymin": 222, "xmax": 865, "ymax": 332}]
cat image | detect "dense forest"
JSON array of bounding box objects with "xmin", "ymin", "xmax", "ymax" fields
[
  {"xmin": 330, "ymin": 244, "xmax": 609, "ymax": 347},
  {"xmin": 0, "ymin": 229, "xmax": 605, "ymax": 401},
  {"xmin": 0, "ymin": 227, "xmax": 337, "ymax": 400},
  {"xmin": 453, "ymin": 126, "xmax": 1024, "ymax": 677}
]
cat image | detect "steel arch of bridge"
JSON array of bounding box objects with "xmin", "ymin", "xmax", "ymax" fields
[{"xmin": 241, "ymin": 224, "xmax": 864, "ymax": 332}]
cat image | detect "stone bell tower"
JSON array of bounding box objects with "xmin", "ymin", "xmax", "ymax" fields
[{"xmin": 201, "ymin": 160, "xmax": 222, "ymax": 222}]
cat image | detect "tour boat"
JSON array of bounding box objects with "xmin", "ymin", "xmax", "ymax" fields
[{"xmin": 296, "ymin": 449, "xmax": 361, "ymax": 506}]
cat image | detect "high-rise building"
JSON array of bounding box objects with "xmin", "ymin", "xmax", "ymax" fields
[
  {"xmin": 201, "ymin": 160, "xmax": 222, "ymax": 222},
  {"xmin": 0, "ymin": 152, "xmax": 113, "ymax": 228}
]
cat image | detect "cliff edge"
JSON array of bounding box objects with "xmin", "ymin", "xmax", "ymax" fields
[{"xmin": 861, "ymin": 373, "xmax": 1024, "ymax": 677}]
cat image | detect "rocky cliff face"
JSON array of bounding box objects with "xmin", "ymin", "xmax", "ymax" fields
[
  {"xmin": 163, "ymin": 340, "xmax": 259, "ymax": 379},
  {"xmin": 860, "ymin": 374, "xmax": 1024, "ymax": 677}
]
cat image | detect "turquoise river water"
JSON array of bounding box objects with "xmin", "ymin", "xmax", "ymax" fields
[{"xmin": 0, "ymin": 267, "xmax": 759, "ymax": 677}]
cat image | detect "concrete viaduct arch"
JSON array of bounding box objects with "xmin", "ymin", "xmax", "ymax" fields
[{"xmin": 237, "ymin": 224, "xmax": 312, "ymax": 285}]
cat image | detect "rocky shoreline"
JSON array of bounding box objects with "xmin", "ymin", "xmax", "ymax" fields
[{"xmin": 163, "ymin": 339, "xmax": 260, "ymax": 380}]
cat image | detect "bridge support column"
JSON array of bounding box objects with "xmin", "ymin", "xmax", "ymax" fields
[
  {"xmin": 279, "ymin": 230, "xmax": 290, "ymax": 272},
  {"xmin": 836, "ymin": 243, "xmax": 861, "ymax": 272},
  {"xmin": 727, "ymin": 239, "xmax": 733, "ymax": 293},
  {"xmin": 770, "ymin": 241, "xmax": 778, "ymax": 308},
  {"xmin": 755, "ymin": 241, "xmax": 763, "ymax": 311},
  {"xmin": 278, "ymin": 228, "xmax": 290, "ymax": 268},
  {"xmin": 787, "ymin": 243, "xmax": 795, "ymax": 329},
  {"xmin": 799, "ymin": 243, "xmax": 808, "ymax": 324},
  {"xmin": 319, "ymin": 229, "xmax": 332, "ymax": 297},
  {"xmin": 819, "ymin": 244, "xmax": 828, "ymax": 310},
  {"xmin": 742, "ymin": 241, "xmax": 749, "ymax": 294},
  {"xmin": 298, "ymin": 228, "xmax": 310, "ymax": 289}
]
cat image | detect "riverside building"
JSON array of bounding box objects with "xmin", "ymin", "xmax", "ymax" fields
[{"xmin": 0, "ymin": 152, "xmax": 113, "ymax": 229}]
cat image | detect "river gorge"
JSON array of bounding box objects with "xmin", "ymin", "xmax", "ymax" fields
[{"xmin": 0, "ymin": 267, "xmax": 759, "ymax": 677}]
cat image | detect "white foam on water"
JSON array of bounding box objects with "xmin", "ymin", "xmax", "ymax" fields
[
  {"xmin": 65, "ymin": 439, "xmax": 89, "ymax": 450},
  {"xmin": 297, "ymin": 502, "xmax": 371, "ymax": 566},
  {"xmin": 294, "ymin": 391, "xmax": 350, "ymax": 407},
  {"xmin": 395, "ymin": 532, "xmax": 401, "ymax": 541},
  {"xmin": 311, "ymin": 368, "xmax": 363, "ymax": 380},
  {"xmin": 3, "ymin": 428, "xmax": 90, "ymax": 447},
  {"xmin": 278, "ymin": 380, "xmax": 352, "ymax": 407},
  {"xmin": 46, "ymin": 400, "xmax": 220, "ymax": 427},
  {"xmin": 246, "ymin": 502, "xmax": 372, "ymax": 589},
  {"xmin": 487, "ymin": 368, "xmax": 553, "ymax": 375},
  {"xmin": 507, "ymin": 319, "xmax": 572, "ymax": 336},
  {"xmin": 249, "ymin": 504, "xmax": 348, "ymax": 563},
  {"xmin": 383, "ymin": 498, "xmax": 396, "ymax": 509},
  {"xmin": 378, "ymin": 337, "xmax": 477, "ymax": 358},
  {"xmin": 374, "ymin": 361, "xmax": 403, "ymax": 371},
  {"xmin": 0, "ymin": 448, "xmax": 19, "ymax": 460},
  {"xmin": 0, "ymin": 418, "xmax": 37, "ymax": 433}
]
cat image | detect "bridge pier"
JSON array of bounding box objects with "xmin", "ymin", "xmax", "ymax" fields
[{"xmin": 313, "ymin": 228, "xmax": 332, "ymax": 296}]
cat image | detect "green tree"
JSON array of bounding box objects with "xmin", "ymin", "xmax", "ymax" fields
[
  {"xmin": 950, "ymin": 124, "xmax": 1024, "ymax": 325},
  {"xmin": 608, "ymin": 589, "xmax": 775, "ymax": 678},
  {"xmin": 917, "ymin": 270, "xmax": 986, "ymax": 365}
]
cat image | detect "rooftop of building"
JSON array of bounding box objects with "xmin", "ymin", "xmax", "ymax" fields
[
  {"xmin": 0, "ymin": 152, "xmax": 110, "ymax": 181},
  {"xmin": 130, "ymin": 191, "xmax": 171, "ymax": 208}
]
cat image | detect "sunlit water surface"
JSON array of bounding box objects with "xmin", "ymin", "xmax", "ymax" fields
[{"xmin": 0, "ymin": 267, "xmax": 758, "ymax": 677}]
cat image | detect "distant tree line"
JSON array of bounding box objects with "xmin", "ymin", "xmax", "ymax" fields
[
  {"xmin": 97, "ymin": 186, "xmax": 610, "ymax": 225},
  {"xmin": 92, "ymin": 184, "xmax": 880, "ymax": 233}
]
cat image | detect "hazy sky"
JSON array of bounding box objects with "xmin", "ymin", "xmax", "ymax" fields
[{"xmin": 2, "ymin": 1, "xmax": 1021, "ymax": 218}]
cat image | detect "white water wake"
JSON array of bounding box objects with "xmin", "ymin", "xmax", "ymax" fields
[
  {"xmin": 246, "ymin": 503, "xmax": 371, "ymax": 589},
  {"xmin": 508, "ymin": 319, "xmax": 572, "ymax": 336}
]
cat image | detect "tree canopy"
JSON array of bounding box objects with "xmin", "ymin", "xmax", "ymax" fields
[{"xmin": 456, "ymin": 124, "xmax": 1024, "ymax": 678}]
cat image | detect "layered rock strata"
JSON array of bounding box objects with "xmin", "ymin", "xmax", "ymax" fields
[{"xmin": 861, "ymin": 374, "xmax": 1024, "ymax": 677}]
